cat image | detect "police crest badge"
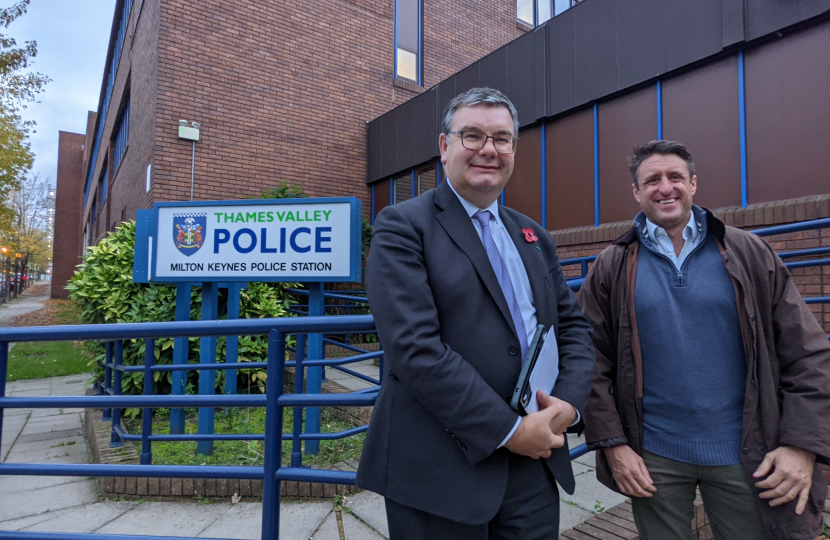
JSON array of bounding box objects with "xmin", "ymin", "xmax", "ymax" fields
[{"xmin": 173, "ymin": 213, "xmax": 206, "ymax": 256}]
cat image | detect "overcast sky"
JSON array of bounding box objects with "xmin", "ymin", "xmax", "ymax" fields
[{"xmin": 6, "ymin": 0, "xmax": 115, "ymax": 188}]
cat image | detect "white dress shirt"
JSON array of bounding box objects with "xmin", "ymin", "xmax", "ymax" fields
[{"xmin": 446, "ymin": 180, "xmax": 577, "ymax": 447}]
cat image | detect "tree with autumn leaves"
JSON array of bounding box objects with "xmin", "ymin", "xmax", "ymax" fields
[{"xmin": 0, "ymin": 0, "xmax": 50, "ymax": 285}]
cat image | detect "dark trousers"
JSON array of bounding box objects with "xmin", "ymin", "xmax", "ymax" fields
[{"xmin": 385, "ymin": 453, "xmax": 560, "ymax": 540}]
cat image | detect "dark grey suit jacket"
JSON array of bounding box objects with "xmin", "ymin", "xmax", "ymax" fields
[{"xmin": 356, "ymin": 180, "xmax": 595, "ymax": 524}]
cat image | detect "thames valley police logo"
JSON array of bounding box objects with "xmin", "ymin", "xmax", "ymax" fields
[{"xmin": 173, "ymin": 213, "xmax": 206, "ymax": 256}]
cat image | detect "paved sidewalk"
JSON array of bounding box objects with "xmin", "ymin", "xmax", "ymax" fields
[{"xmin": 0, "ymin": 375, "xmax": 389, "ymax": 539}]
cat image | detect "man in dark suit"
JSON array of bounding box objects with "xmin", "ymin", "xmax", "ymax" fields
[{"xmin": 356, "ymin": 87, "xmax": 595, "ymax": 539}]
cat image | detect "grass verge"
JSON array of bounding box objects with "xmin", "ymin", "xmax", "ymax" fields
[
  {"xmin": 7, "ymin": 341, "xmax": 92, "ymax": 381},
  {"xmin": 123, "ymin": 407, "xmax": 364, "ymax": 468}
]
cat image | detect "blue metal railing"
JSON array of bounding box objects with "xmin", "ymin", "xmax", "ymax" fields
[{"xmin": 0, "ymin": 315, "xmax": 376, "ymax": 540}]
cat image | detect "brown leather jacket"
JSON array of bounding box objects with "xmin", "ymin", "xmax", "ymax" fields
[{"xmin": 578, "ymin": 209, "xmax": 830, "ymax": 540}]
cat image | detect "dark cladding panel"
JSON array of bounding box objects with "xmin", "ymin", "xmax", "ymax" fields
[
  {"xmin": 598, "ymin": 85, "xmax": 658, "ymax": 224},
  {"xmin": 373, "ymin": 179, "xmax": 391, "ymax": 222},
  {"xmin": 546, "ymin": 108, "xmax": 595, "ymax": 230},
  {"xmin": 479, "ymin": 46, "xmax": 508, "ymax": 95},
  {"xmin": 438, "ymin": 76, "xmax": 457, "ymax": 130},
  {"xmin": 455, "ymin": 63, "xmax": 480, "ymax": 95},
  {"xmin": 746, "ymin": 0, "xmax": 801, "ymax": 40},
  {"xmin": 721, "ymin": 0, "xmax": 746, "ymax": 47},
  {"xmin": 663, "ymin": 55, "xmax": 741, "ymax": 210},
  {"xmin": 367, "ymin": 117, "xmax": 383, "ymax": 183},
  {"xmin": 380, "ymin": 112, "xmax": 398, "ymax": 179},
  {"xmin": 745, "ymin": 23, "xmax": 830, "ymax": 204},
  {"xmin": 505, "ymin": 125, "xmax": 543, "ymax": 224},
  {"xmin": 616, "ymin": 0, "xmax": 666, "ymax": 88},
  {"xmin": 573, "ymin": 0, "xmax": 618, "ymax": 106},
  {"xmin": 547, "ymin": 10, "xmax": 576, "ymax": 116},
  {"xmin": 396, "ymin": 100, "xmax": 416, "ymax": 173},
  {"xmin": 664, "ymin": 0, "xmax": 723, "ymax": 72},
  {"xmin": 413, "ymin": 88, "xmax": 439, "ymax": 165},
  {"xmin": 507, "ymin": 34, "xmax": 538, "ymax": 128}
]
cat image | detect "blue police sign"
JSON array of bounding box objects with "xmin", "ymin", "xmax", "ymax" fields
[{"xmin": 133, "ymin": 197, "xmax": 362, "ymax": 283}]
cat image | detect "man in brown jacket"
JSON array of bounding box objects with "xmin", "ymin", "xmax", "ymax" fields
[{"xmin": 578, "ymin": 140, "xmax": 830, "ymax": 540}]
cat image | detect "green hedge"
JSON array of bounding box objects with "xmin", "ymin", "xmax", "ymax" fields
[{"xmin": 67, "ymin": 221, "xmax": 296, "ymax": 404}]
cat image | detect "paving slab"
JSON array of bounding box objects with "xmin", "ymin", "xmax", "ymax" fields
[
  {"xmin": 0, "ymin": 507, "xmax": 76, "ymax": 531},
  {"xmin": 342, "ymin": 511, "xmax": 385, "ymax": 539},
  {"xmin": 22, "ymin": 501, "xmax": 138, "ymax": 533},
  {"xmin": 196, "ymin": 502, "xmax": 261, "ymax": 539},
  {"xmin": 20, "ymin": 415, "xmax": 83, "ymax": 433},
  {"xmin": 0, "ymin": 478, "xmax": 98, "ymax": 521},
  {"xmin": 95, "ymin": 501, "xmax": 233, "ymax": 537},
  {"xmin": 275, "ymin": 501, "xmax": 333, "ymax": 540},
  {"xmin": 15, "ymin": 427, "xmax": 84, "ymax": 444},
  {"xmin": 345, "ymin": 490, "xmax": 388, "ymax": 538},
  {"xmin": 311, "ymin": 511, "xmax": 340, "ymax": 540},
  {"xmin": 0, "ymin": 473, "xmax": 86, "ymax": 493},
  {"xmin": 4, "ymin": 437, "xmax": 87, "ymax": 462}
]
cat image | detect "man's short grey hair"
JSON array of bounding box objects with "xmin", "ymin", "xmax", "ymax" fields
[{"xmin": 441, "ymin": 87, "xmax": 519, "ymax": 136}]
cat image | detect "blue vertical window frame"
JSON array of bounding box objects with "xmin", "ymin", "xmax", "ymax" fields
[
  {"xmin": 389, "ymin": 177, "xmax": 394, "ymax": 205},
  {"xmin": 541, "ymin": 125, "xmax": 547, "ymax": 229},
  {"xmin": 113, "ymin": 99, "xmax": 130, "ymax": 172},
  {"xmin": 410, "ymin": 168, "xmax": 415, "ymax": 199},
  {"xmin": 84, "ymin": 0, "xmax": 133, "ymax": 209},
  {"xmin": 436, "ymin": 158, "xmax": 441, "ymax": 185},
  {"xmin": 738, "ymin": 50, "xmax": 748, "ymax": 208},
  {"xmin": 656, "ymin": 79, "xmax": 663, "ymax": 140},
  {"xmin": 394, "ymin": 0, "xmax": 422, "ymax": 85},
  {"xmin": 593, "ymin": 103, "xmax": 600, "ymax": 227}
]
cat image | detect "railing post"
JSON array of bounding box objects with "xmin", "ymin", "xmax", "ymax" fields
[
  {"xmin": 291, "ymin": 334, "xmax": 306, "ymax": 468},
  {"xmin": 140, "ymin": 338, "xmax": 154, "ymax": 465},
  {"xmin": 198, "ymin": 281, "xmax": 219, "ymax": 456},
  {"xmin": 225, "ymin": 282, "xmax": 242, "ymax": 396},
  {"xmin": 305, "ymin": 282, "xmax": 324, "ymax": 455},
  {"xmin": 0, "ymin": 341, "xmax": 8, "ymax": 449},
  {"xmin": 581, "ymin": 260, "xmax": 588, "ymax": 278},
  {"xmin": 170, "ymin": 282, "xmax": 192, "ymax": 434},
  {"xmin": 102, "ymin": 341, "xmax": 113, "ymax": 421},
  {"xmin": 261, "ymin": 329, "xmax": 286, "ymax": 540},
  {"xmin": 110, "ymin": 340, "xmax": 124, "ymax": 447}
]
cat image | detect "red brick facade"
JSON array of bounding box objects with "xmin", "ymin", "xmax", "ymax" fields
[
  {"xmin": 56, "ymin": 0, "xmax": 526, "ymax": 286},
  {"xmin": 51, "ymin": 132, "xmax": 86, "ymax": 298},
  {"xmin": 84, "ymin": 0, "xmax": 524, "ymax": 227}
]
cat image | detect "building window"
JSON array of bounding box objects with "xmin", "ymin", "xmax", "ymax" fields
[
  {"xmin": 417, "ymin": 167, "xmax": 436, "ymax": 195},
  {"xmin": 518, "ymin": 0, "xmax": 578, "ymax": 26},
  {"xmin": 395, "ymin": 0, "xmax": 421, "ymax": 84},
  {"xmin": 99, "ymin": 169, "xmax": 108, "ymax": 204},
  {"xmin": 393, "ymin": 172, "xmax": 413, "ymax": 204},
  {"xmin": 113, "ymin": 99, "xmax": 130, "ymax": 171}
]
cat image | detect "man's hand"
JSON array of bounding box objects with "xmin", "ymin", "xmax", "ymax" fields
[
  {"xmin": 504, "ymin": 401, "xmax": 567, "ymax": 459},
  {"xmin": 537, "ymin": 391, "xmax": 577, "ymax": 435},
  {"xmin": 753, "ymin": 446, "xmax": 815, "ymax": 514},
  {"xmin": 603, "ymin": 445, "xmax": 656, "ymax": 498}
]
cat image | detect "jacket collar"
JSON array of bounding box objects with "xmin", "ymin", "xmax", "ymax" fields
[{"xmin": 613, "ymin": 206, "xmax": 725, "ymax": 247}]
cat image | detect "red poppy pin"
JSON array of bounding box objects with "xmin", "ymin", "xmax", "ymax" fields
[{"xmin": 521, "ymin": 228, "xmax": 538, "ymax": 243}]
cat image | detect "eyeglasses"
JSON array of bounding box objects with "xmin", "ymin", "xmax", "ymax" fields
[{"xmin": 448, "ymin": 131, "xmax": 518, "ymax": 154}]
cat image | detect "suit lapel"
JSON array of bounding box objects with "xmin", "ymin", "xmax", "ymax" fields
[
  {"xmin": 500, "ymin": 208, "xmax": 550, "ymax": 327},
  {"xmin": 434, "ymin": 183, "xmax": 518, "ymax": 337}
]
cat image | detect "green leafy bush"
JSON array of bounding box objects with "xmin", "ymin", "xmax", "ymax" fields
[{"xmin": 67, "ymin": 221, "xmax": 296, "ymax": 401}]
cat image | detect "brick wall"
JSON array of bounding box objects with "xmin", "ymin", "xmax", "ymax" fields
[
  {"xmin": 106, "ymin": 0, "xmax": 159, "ymax": 235},
  {"xmin": 149, "ymin": 0, "xmax": 523, "ymax": 217},
  {"xmin": 52, "ymin": 132, "xmax": 86, "ymax": 298},
  {"xmin": 551, "ymin": 196, "xmax": 830, "ymax": 333}
]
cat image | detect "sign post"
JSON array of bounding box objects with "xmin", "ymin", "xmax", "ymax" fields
[{"xmin": 134, "ymin": 197, "xmax": 362, "ymax": 456}]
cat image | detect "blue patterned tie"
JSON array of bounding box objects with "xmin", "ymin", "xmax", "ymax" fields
[{"xmin": 474, "ymin": 210, "xmax": 528, "ymax": 362}]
